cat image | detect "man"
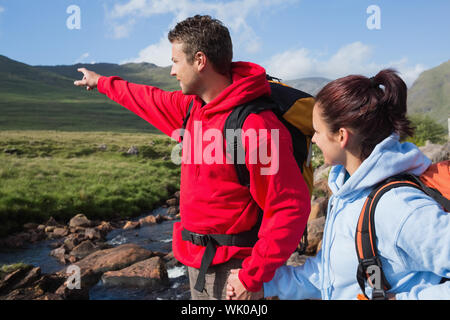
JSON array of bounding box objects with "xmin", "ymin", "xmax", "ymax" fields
[{"xmin": 74, "ymin": 15, "xmax": 310, "ymax": 300}]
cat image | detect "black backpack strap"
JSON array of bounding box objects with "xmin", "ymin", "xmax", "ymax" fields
[
  {"xmin": 223, "ymin": 96, "xmax": 276, "ymax": 187},
  {"xmin": 180, "ymin": 100, "xmax": 194, "ymax": 142},
  {"xmin": 355, "ymin": 177, "xmax": 426, "ymax": 300},
  {"xmin": 182, "ymin": 214, "xmax": 262, "ymax": 292}
]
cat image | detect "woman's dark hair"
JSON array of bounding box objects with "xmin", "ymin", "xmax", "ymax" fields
[
  {"xmin": 315, "ymin": 69, "xmax": 414, "ymax": 160},
  {"xmin": 168, "ymin": 15, "xmax": 233, "ymax": 76}
]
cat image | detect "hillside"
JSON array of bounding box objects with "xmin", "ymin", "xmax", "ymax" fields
[
  {"xmin": 1, "ymin": 55, "xmax": 449, "ymax": 133},
  {"xmin": 285, "ymin": 77, "xmax": 331, "ymax": 96},
  {"xmin": 408, "ymin": 60, "xmax": 450, "ymax": 129},
  {"xmin": 0, "ymin": 55, "xmax": 178, "ymax": 132}
]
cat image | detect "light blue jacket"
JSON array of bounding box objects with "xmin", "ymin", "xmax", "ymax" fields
[{"xmin": 264, "ymin": 134, "xmax": 450, "ymax": 300}]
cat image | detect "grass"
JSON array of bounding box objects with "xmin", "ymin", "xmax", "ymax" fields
[
  {"xmin": 0, "ymin": 131, "xmax": 181, "ymax": 238},
  {"xmin": 0, "ymin": 263, "xmax": 30, "ymax": 280}
]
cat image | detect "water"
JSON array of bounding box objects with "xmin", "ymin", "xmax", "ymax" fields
[{"xmin": 0, "ymin": 207, "xmax": 191, "ymax": 300}]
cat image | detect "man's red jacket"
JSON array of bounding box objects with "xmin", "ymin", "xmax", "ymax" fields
[{"xmin": 97, "ymin": 61, "xmax": 311, "ymax": 291}]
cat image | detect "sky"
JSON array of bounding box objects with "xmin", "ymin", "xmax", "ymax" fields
[{"xmin": 0, "ymin": 0, "xmax": 449, "ymax": 86}]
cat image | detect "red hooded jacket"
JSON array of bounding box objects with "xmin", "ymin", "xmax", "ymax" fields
[{"xmin": 97, "ymin": 61, "xmax": 311, "ymax": 291}]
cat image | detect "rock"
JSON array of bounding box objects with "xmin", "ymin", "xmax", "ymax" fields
[
  {"xmin": 23, "ymin": 223, "xmax": 38, "ymax": 230},
  {"xmin": 44, "ymin": 226, "xmax": 55, "ymax": 233},
  {"xmin": 84, "ymin": 228, "xmax": 102, "ymax": 241},
  {"xmin": 69, "ymin": 214, "xmax": 92, "ymax": 228},
  {"xmin": 63, "ymin": 243, "xmax": 153, "ymax": 289},
  {"xmin": 96, "ymin": 221, "xmax": 113, "ymax": 237},
  {"xmin": 34, "ymin": 273, "xmax": 66, "ymax": 293},
  {"xmin": 45, "ymin": 216, "xmax": 59, "ymax": 227},
  {"xmin": 306, "ymin": 216, "xmax": 325, "ymax": 256},
  {"xmin": 308, "ymin": 197, "xmax": 328, "ymax": 221},
  {"xmin": 123, "ymin": 221, "xmax": 140, "ymax": 230},
  {"xmin": 1, "ymin": 286, "xmax": 45, "ymax": 300},
  {"xmin": 63, "ymin": 234, "xmax": 80, "ymax": 251},
  {"xmin": 54, "ymin": 284, "xmax": 89, "ymax": 300},
  {"xmin": 0, "ymin": 265, "xmax": 33, "ymax": 295},
  {"xmin": 50, "ymin": 246, "xmax": 67, "ymax": 264},
  {"xmin": 127, "ymin": 146, "xmax": 139, "ymax": 155},
  {"xmin": 37, "ymin": 224, "xmax": 46, "ymax": 231},
  {"xmin": 420, "ymin": 141, "xmax": 450, "ymax": 163},
  {"xmin": 313, "ymin": 164, "xmax": 331, "ymax": 183},
  {"xmin": 35, "ymin": 293, "xmax": 64, "ymax": 300},
  {"xmin": 1, "ymin": 233, "xmax": 29, "ymax": 248},
  {"xmin": 286, "ymin": 252, "xmax": 307, "ymax": 267},
  {"xmin": 10, "ymin": 267, "xmax": 41, "ymax": 291},
  {"xmin": 167, "ymin": 206, "xmax": 179, "ymax": 216},
  {"xmin": 70, "ymin": 240, "xmax": 98, "ymax": 260},
  {"xmin": 139, "ymin": 215, "xmax": 157, "ymax": 226},
  {"xmin": 166, "ymin": 198, "xmax": 178, "ymax": 207},
  {"xmin": 163, "ymin": 251, "xmax": 182, "ymax": 269},
  {"xmin": 52, "ymin": 227, "xmax": 69, "ymax": 238},
  {"xmin": 101, "ymin": 256, "xmax": 169, "ymax": 289},
  {"xmin": 29, "ymin": 230, "xmax": 46, "ymax": 243}
]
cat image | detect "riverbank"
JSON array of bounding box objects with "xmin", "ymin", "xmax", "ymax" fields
[
  {"xmin": 0, "ymin": 130, "xmax": 181, "ymax": 238},
  {"xmin": 0, "ymin": 194, "xmax": 192, "ymax": 300}
]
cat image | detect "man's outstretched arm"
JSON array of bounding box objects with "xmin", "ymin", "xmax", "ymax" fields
[{"xmin": 73, "ymin": 68, "xmax": 192, "ymax": 138}]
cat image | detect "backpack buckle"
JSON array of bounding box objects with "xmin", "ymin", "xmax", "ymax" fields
[
  {"xmin": 371, "ymin": 288, "xmax": 387, "ymax": 300},
  {"xmin": 190, "ymin": 233, "xmax": 210, "ymax": 247}
]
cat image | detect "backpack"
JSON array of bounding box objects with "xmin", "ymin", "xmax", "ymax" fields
[
  {"xmin": 179, "ymin": 76, "xmax": 315, "ymax": 292},
  {"xmin": 181, "ymin": 76, "xmax": 315, "ymax": 250},
  {"xmin": 355, "ymin": 160, "xmax": 450, "ymax": 300}
]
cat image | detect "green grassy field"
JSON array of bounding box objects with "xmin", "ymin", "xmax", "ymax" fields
[{"xmin": 0, "ymin": 130, "xmax": 181, "ymax": 237}]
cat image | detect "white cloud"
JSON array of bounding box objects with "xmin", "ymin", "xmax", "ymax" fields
[
  {"xmin": 0, "ymin": 6, "xmax": 4, "ymax": 13},
  {"xmin": 120, "ymin": 37, "xmax": 172, "ymax": 67},
  {"xmin": 265, "ymin": 42, "xmax": 425, "ymax": 87},
  {"xmin": 106, "ymin": 0, "xmax": 297, "ymax": 62},
  {"xmin": 74, "ymin": 52, "xmax": 90, "ymax": 64}
]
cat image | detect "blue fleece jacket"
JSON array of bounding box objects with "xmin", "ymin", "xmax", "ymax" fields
[{"xmin": 264, "ymin": 134, "xmax": 450, "ymax": 300}]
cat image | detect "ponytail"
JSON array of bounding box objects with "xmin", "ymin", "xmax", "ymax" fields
[{"xmin": 316, "ymin": 69, "xmax": 414, "ymax": 160}]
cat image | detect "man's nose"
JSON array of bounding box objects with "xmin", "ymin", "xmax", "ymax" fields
[{"xmin": 170, "ymin": 65, "xmax": 176, "ymax": 77}]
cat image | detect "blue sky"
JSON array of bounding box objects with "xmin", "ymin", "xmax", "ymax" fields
[{"xmin": 0, "ymin": 0, "xmax": 449, "ymax": 86}]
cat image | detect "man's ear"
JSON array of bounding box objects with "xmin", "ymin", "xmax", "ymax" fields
[{"xmin": 194, "ymin": 51, "xmax": 207, "ymax": 72}]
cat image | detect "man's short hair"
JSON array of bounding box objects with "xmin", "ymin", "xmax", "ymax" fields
[{"xmin": 168, "ymin": 15, "xmax": 233, "ymax": 75}]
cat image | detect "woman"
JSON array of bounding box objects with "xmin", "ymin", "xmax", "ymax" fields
[{"xmin": 227, "ymin": 69, "xmax": 449, "ymax": 300}]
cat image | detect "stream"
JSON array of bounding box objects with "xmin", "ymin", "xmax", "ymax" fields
[{"xmin": 0, "ymin": 207, "xmax": 191, "ymax": 300}]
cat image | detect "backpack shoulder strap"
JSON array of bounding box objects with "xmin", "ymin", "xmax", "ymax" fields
[
  {"xmin": 180, "ymin": 100, "xmax": 194, "ymax": 142},
  {"xmin": 223, "ymin": 96, "xmax": 276, "ymax": 187},
  {"xmin": 355, "ymin": 176, "xmax": 424, "ymax": 300}
]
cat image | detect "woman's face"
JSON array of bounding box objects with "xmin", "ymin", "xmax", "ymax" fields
[{"xmin": 311, "ymin": 104, "xmax": 346, "ymax": 166}]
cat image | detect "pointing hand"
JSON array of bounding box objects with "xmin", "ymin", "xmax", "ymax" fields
[{"xmin": 74, "ymin": 68, "xmax": 102, "ymax": 91}]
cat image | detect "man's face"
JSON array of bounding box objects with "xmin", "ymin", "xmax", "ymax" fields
[{"xmin": 170, "ymin": 41, "xmax": 200, "ymax": 95}]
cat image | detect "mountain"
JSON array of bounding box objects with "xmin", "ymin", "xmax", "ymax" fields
[
  {"xmin": 284, "ymin": 77, "xmax": 331, "ymax": 96},
  {"xmin": 1, "ymin": 54, "xmax": 449, "ymax": 133},
  {"xmin": 0, "ymin": 55, "xmax": 178, "ymax": 132},
  {"xmin": 407, "ymin": 60, "xmax": 450, "ymax": 129}
]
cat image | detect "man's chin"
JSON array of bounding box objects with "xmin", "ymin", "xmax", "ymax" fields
[{"xmin": 181, "ymin": 87, "xmax": 193, "ymax": 95}]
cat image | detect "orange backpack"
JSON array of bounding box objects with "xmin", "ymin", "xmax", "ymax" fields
[{"xmin": 355, "ymin": 160, "xmax": 450, "ymax": 300}]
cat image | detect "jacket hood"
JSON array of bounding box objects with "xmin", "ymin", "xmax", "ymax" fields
[
  {"xmin": 202, "ymin": 61, "xmax": 271, "ymax": 117},
  {"xmin": 328, "ymin": 134, "xmax": 431, "ymax": 198}
]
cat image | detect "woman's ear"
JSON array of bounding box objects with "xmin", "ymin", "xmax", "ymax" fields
[{"xmin": 338, "ymin": 127, "xmax": 351, "ymax": 148}]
